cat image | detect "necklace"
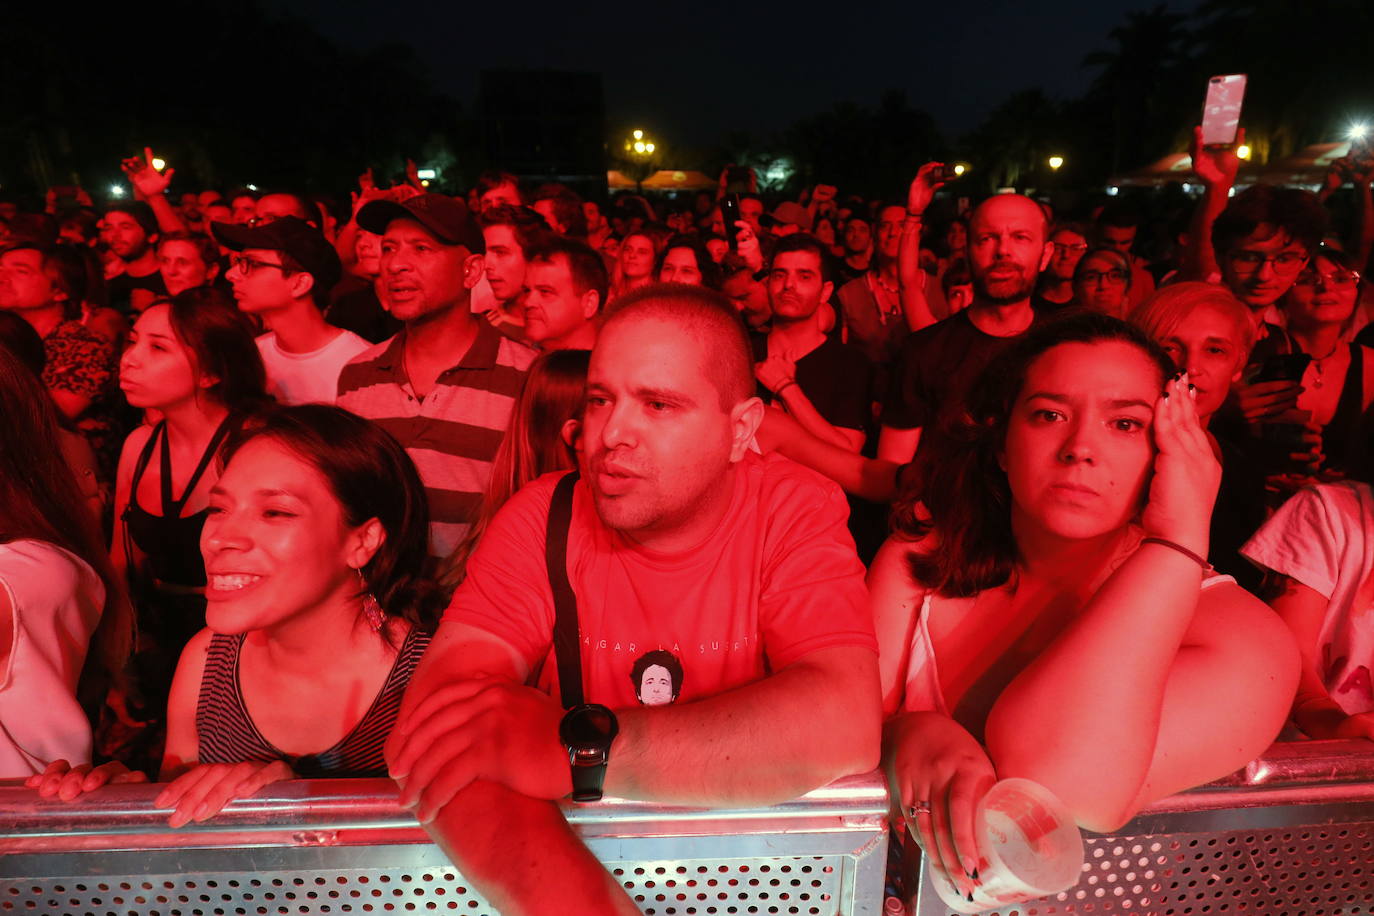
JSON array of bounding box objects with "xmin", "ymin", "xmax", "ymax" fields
[{"xmin": 1309, "ymin": 341, "xmax": 1343, "ymax": 389}]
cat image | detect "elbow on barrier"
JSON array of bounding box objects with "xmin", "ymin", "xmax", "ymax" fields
[{"xmin": 6, "ymin": 742, "xmax": 1374, "ymax": 915}]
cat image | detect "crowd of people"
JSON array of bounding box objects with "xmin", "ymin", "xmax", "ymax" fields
[{"xmin": 2, "ymin": 134, "xmax": 1373, "ymax": 911}]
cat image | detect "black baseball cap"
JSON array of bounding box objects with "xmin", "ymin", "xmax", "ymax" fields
[
  {"xmin": 211, "ymin": 216, "xmax": 343, "ymax": 294},
  {"xmin": 356, "ymin": 193, "xmax": 485, "ymax": 253}
]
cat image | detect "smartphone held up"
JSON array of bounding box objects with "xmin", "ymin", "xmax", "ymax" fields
[{"xmin": 1200, "ymin": 74, "xmax": 1247, "ymax": 149}]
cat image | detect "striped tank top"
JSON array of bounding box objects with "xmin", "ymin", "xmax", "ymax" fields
[{"xmin": 195, "ymin": 627, "xmax": 431, "ymax": 777}]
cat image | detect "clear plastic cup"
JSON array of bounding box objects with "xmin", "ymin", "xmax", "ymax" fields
[{"xmin": 923, "ymin": 777, "xmax": 1085, "ymax": 913}]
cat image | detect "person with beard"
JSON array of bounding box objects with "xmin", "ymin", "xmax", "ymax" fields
[
  {"xmin": 836, "ymin": 204, "xmax": 909, "ymax": 367},
  {"xmin": 102, "ymin": 203, "xmax": 167, "ymax": 316},
  {"xmin": 753, "ymin": 235, "xmax": 871, "ymax": 453},
  {"xmin": 877, "ymin": 194, "xmax": 1051, "ymax": 474}
]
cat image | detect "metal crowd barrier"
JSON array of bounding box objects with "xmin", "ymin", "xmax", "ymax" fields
[
  {"xmin": 0, "ymin": 772, "xmax": 890, "ymax": 916},
  {"xmin": 906, "ymin": 739, "xmax": 1374, "ymax": 915},
  {"xmin": 5, "ymin": 741, "xmax": 1374, "ymax": 916}
]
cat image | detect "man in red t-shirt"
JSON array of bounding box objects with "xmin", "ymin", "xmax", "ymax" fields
[{"xmin": 386, "ymin": 284, "xmax": 880, "ymax": 915}]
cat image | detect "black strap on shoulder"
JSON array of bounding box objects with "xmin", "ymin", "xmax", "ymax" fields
[{"xmin": 545, "ymin": 471, "xmax": 583, "ymax": 710}]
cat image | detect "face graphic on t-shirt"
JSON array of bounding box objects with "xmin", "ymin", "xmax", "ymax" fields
[{"xmin": 637, "ymin": 664, "xmax": 675, "ymax": 706}]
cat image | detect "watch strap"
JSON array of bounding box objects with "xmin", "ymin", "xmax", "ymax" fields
[{"xmin": 568, "ymin": 748, "xmax": 609, "ymax": 802}]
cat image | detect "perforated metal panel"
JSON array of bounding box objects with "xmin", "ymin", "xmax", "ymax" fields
[
  {"xmin": 914, "ymin": 822, "xmax": 1374, "ymax": 915},
  {"xmin": 1, "ymin": 856, "xmax": 850, "ymax": 916}
]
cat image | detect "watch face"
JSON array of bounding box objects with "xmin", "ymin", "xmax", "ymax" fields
[{"xmin": 560, "ymin": 704, "xmax": 619, "ymax": 749}]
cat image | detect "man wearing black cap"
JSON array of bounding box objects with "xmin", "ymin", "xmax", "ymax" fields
[
  {"xmin": 336, "ymin": 193, "xmax": 536, "ymax": 561},
  {"xmin": 212, "ymin": 216, "xmax": 369, "ymax": 405}
]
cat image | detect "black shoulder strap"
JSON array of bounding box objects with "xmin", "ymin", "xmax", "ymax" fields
[{"xmin": 545, "ymin": 471, "xmax": 583, "ymax": 710}]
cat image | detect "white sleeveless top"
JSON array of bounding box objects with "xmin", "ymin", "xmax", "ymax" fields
[
  {"xmin": 903, "ymin": 545, "xmax": 1236, "ymax": 715},
  {"xmin": 0, "ymin": 540, "xmax": 104, "ymax": 776}
]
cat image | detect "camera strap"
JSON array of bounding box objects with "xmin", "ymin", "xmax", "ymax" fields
[{"xmin": 545, "ymin": 471, "xmax": 584, "ymax": 709}]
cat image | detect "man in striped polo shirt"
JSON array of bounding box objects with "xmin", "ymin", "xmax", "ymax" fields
[{"xmin": 337, "ymin": 193, "xmax": 536, "ymax": 562}]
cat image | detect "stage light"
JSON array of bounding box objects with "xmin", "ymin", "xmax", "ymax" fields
[
  {"xmin": 633, "ymin": 129, "xmax": 644, "ymax": 140},
  {"xmin": 1048, "ymin": 156, "xmax": 1064, "ymax": 171},
  {"xmin": 645, "ymin": 143, "xmax": 655, "ymax": 153},
  {"xmin": 1350, "ymin": 123, "xmax": 1369, "ymax": 140},
  {"xmin": 109, "ymin": 185, "xmax": 126, "ymax": 197},
  {"xmin": 1236, "ymin": 145, "xmax": 1251, "ymax": 160},
  {"xmin": 953, "ymin": 164, "xmax": 966, "ymax": 176},
  {"xmin": 633, "ymin": 141, "xmax": 646, "ymax": 154},
  {"xmin": 151, "ymin": 158, "xmax": 166, "ymax": 171}
]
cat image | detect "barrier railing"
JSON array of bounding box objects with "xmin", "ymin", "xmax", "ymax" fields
[
  {"xmin": 5, "ymin": 741, "xmax": 1374, "ymax": 916},
  {"xmin": 0, "ymin": 771, "xmax": 890, "ymax": 916},
  {"xmin": 905, "ymin": 739, "xmax": 1374, "ymax": 915}
]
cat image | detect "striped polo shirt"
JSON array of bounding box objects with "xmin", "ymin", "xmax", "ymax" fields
[{"xmin": 336, "ymin": 320, "xmax": 536, "ymax": 558}]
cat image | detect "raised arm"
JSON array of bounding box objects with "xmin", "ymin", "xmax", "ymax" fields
[
  {"xmin": 755, "ymin": 352, "xmax": 865, "ymax": 452},
  {"xmin": 122, "ymin": 147, "xmax": 187, "ymax": 235},
  {"xmin": 757, "ymin": 408, "xmax": 901, "ymax": 503},
  {"xmin": 1181, "ymin": 126, "xmax": 1243, "ymax": 281},
  {"xmin": 898, "ymin": 164, "xmax": 945, "ymax": 332}
]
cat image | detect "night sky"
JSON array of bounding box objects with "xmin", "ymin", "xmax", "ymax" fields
[{"xmin": 271, "ymin": 0, "xmax": 1203, "ymax": 149}]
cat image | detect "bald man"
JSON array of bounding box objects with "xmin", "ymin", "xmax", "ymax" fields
[
  {"xmin": 877, "ymin": 193, "xmax": 1053, "ymax": 473},
  {"xmin": 386, "ymin": 283, "xmax": 880, "ymax": 915}
]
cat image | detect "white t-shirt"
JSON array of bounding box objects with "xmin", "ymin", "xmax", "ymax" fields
[
  {"xmin": 0, "ymin": 540, "xmax": 104, "ymax": 776},
  {"xmin": 1242, "ymin": 482, "xmax": 1374, "ymax": 715},
  {"xmin": 257, "ymin": 329, "xmax": 371, "ymax": 406}
]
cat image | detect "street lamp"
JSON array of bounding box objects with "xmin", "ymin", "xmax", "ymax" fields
[
  {"xmin": 624, "ymin": 128, "xmax": 659, "ymax": 193},
  {"xmin": 1236, "ymin": 145, "xmax": 1251, "ymax": 160},
  {"xmin": 952, "ymin": 164, "xmax": 967, "ymax": 176},
  {"xmin": 1047, "ymin": 156, "xmax": 1064, "ymax": 171}
]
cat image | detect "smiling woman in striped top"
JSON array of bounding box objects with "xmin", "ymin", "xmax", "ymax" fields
[{"xmin": 30, "ymin": 405, "xmax": 442, "ymax": 826}]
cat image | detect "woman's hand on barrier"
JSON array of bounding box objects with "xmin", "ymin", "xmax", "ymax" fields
[
  {"xmin": 1142, "ymin": 371, "xmax": 1221, "ymax": 557},
  {"xmin": 154, "ymin": 760, "xmax": 295, "ymax": 828},
  {"xmin": 25, "ymin": 758, "xmax": 147, "ymax": 801},
  {"xmin": 886, "ymin": 711, "xmax": 995, "ymax": 900}
]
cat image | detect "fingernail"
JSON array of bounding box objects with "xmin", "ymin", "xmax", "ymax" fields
[
  {"xmin": 971, "ymin": 869, "xmax": 980, "ymax": 881},
  {"xmin": 966, "ymin": 891, "xmax": 975, "ymax": 903}
]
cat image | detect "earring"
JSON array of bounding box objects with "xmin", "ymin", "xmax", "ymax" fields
[{"xmin": 357, "ymin": 568, "xmax": 385, "ymax": 632}]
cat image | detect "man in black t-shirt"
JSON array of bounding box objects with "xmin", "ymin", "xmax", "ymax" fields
[
  {"xmin": 878, "ymin": 193, "xmax": 1052, "ymax": 471},
  {"xmin": 102, "ymin": 202, "xmax": 166, "ymax": 315},
  {"xmin": 753, "ymin": 235, "xmax": 871, "ymax": 453}
]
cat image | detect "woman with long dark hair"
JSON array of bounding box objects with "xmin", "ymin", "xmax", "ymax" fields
[
  {"xmin": 872, "ymin": 313, "xmax": 1297, "ymax": 899},
  {"xmin": 0, "ymin": 345, "xmax": 132, "ymax": 775},
  {"xmin": 110, "ymin": 286, "xmax": 268, "ymax": 755}
]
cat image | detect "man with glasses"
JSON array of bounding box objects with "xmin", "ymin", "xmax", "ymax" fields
[
  {"xmin": 1034, "ymin": 222, "xmax": 1090, "ymax": 311},
  {"xmin": 212, "ymin": 216, "xmax": 368, "ymax": 405}
]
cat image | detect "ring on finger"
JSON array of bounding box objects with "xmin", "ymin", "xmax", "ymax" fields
[{"xmin": 908, "ymin": 801, "xmax": 932, "ymax": 817}]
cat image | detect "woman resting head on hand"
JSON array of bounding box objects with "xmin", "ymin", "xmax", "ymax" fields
[
  {"xmin": 871, "ymin": 312, "xmax": 1297, "ymax": 899},
  {"xmin": 31, "ymin": 405, "xmax": 443, "ymax": 825}
]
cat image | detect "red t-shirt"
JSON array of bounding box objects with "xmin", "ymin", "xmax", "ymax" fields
[{"xmin": 445, "ymin": 452, "xmax": 876, "ymax": 709}]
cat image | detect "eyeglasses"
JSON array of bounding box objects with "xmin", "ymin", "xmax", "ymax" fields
[
  {"xmin": 1052, "ymin": 242, "xmax": 1088, "ymax": 254},
  {"xmin": 229, "ymin": 254, "xmax": 290, "ymax": 276},
  {"xmin": 1226, "ymin": 250, "xmax": 1309, "ymax": 274},
  {"xmin": 1293, "ymin": 268, "xmax": 1360, "ymax": 289},
  {"xmin": 1079, "ymin": 269, "xmax": 1128, "ymax": 285},
  {"xmin": 245, "ymin": 215, "xmax": 280, "ymax": 227}
]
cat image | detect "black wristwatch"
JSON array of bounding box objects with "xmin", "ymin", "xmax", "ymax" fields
[{"xmin": 559, "ymin": 703, "xmax": 619, "ymax": 802}]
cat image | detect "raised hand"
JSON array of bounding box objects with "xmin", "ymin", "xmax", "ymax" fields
[
  {"xmin": 121, "ymin": 147, "xmax": 174, "ymax": 199},
  {"xmin": 154, "ymin": 760, "xmax": 294, "ymax": 828},
  {"xmin": 1189, "ymin": 125, "xmax": 1245, "ymax": 190},
  {"xmin": 1141, "ymin": 372, "xmax": 1221, "ymax": 557},
  {"xmin": 907, "ymin": 163, "xmax": 946, "ymax": 218},
  {"xmin": 734, "ymin": 220, "xmax": 764, "ymax": 272},
  {"xmin": 26, "ymin": 758, "xmax": 147, "ymax": 801}
]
